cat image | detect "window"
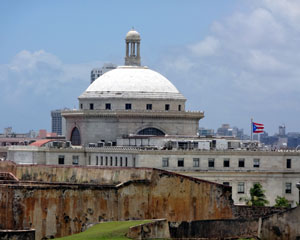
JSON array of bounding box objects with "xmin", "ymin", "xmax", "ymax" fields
[
  {"xmin": 223, "ymin": 158, "xmax": 230, "ymax": 167},
  {"xmin": 208, "ymin": 158, "xmax": 215, "ymax": 168},
  {"xmin": 165, "ymin": 104, "xmax": 170, "ymax": 111},
  {"xmin": 253, "ymin": 158, "xmax": 260, "ymax": 168},
  {"xmin": 146, "ymin": 104, "xmax": 152, "ymax": 110},
  {"xmin": 285, "ymin": 183, "xmax": 292, "ymax": 194},
  {"xmin": 72, "ymin": 156, "xmax": 79, "ymax": 165},
  {"xmin": 238, "ymin": 182, "xmax": 245, "ymax": 194},
  {"xmin": 80, "ymin": 104, "xmax": 83, "ymax": 109},
  {"xmin": 96, "ymin": 156, "xmax": 99, "ymax": 165},
  {"xmin": 110, "ymin": 157, "xmax": 113, "ymax": 166},
  {"xmin": 138, "ymin": 128, "xmax": 165, "ymax": 136},
  {"xmin": 125, "ymin": 157, "xmax": 128, "ymax": 167},
  {"xmin": 100, "ymin": 156, "xmax": 103, "ymax": 165},
  {"xmin": 88, "ymin": 156, "xmax": 91, "ymax": 165},
  {"xmin": 58, "ymin": 155, "xmax": 64, "ymax": 165},
  {"xmin": 223, "ymin": 182, "xmax": 230, "ymax": 186},
  {"xmin": 286, "ymin": 159, "xmax": 291, "ymax": 169},
  {"xmin": 105, "ymin": 103, "xmax": 111, "ymax": 110},
  {"xmin": 105, "ymin": 156, "xmax": 108, "ymax": 166},
  {"xmin": 90, "ymin": 103, "xmax": 94, "ymax": 110},
  {"xmin": 239, "ymin": 158, "xmax": 245, "ymax": 168},
  {"xmin": 178, "ymin": 158, "xmax": 184, "ymax": 167},
  {"xmin": 115, "ymin": 157, "xmax": 118, "ymax": 166},
  {"xmin": 125, "ymin": 103, "xmax": 131, "ymax": 110},
  {"xmin": 70, "ymin": 127, "xmax": 81, "ymax": 146},
  {"xmin": 178, "ymin": 105, "xmax": 181, "ymax": 111},
  {"xmin": 120, "ymin": 157, "xmax": 123, "ymax": 166},
  {"xmin": 193, "ymin": 158, "xmax": 200, "ymax": 167},
  {"xmin": 162, "ymin": 158, "xmax": 169, "ymax": 167}
]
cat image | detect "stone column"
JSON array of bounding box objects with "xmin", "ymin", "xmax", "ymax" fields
[
  {"xmin": 137, "ymin": 42, "xmax": 140, "ymax": 57},
  {"xmin": 131, "ymin": 42, "xmax": 134, "ymax": 56},
  {"xmin": 126, "ymin": 42, "xmax": 129, "ymax": 57},
  {"xmin": 132, "ymin": 42, "xmax": 135, "ymax": 56}
]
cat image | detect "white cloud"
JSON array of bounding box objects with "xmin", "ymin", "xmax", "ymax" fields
[
  {"xmin": 0, "ymin": 50, "xmax": 102, "ymax": 131},
  {"xmin": 188, "ymin": 36, "xmax": 220, "ymax": 57},
  {"xmin": 159, "ymin": 1, "xmax": 300, "ymax": 133}
]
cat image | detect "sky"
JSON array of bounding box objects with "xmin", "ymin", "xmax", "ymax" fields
[{"xmin": 1, "ymin": 0, "xmax": 300, "ymax": 135}]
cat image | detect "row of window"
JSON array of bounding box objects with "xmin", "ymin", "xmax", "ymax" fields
[
  {"xmin": 58, "ymin": 155, "xmax": 131, "ymax": 167},
  {"xmin": 82, "ymin": 103, "xmax": 182, "ymax": 111},
  {"xmin": 235, "ymin": 182, "xmax": 293, "ymax": 194},
  {"xmin": 162, "ymin": 158, "xmax": 293, "ymax": 168},
  {"xmin": 89, "ymin": 155, "xmax": 129, "ymax": 167}
]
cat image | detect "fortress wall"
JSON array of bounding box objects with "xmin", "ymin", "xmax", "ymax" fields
[
  {"xmin": 1, "ymin": 162, "xmax": 154, "ymax": 184},
  {"xmin": 117, "ymin": 170, "xmax": 233, "ymax": 221},
  {"xmin": 0, "ymin": 184, "xmax": 117, "ymax": 240},
  {"xmin": 0, "ymin": 162, "xmax": 235, "ymax": 239}
]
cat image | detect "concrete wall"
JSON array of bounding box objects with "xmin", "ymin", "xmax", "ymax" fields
[{"xmin": 260, "ymin": 206, "xmax": 300, "ymax": 240}]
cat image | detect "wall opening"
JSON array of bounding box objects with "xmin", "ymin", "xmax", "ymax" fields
[{"xmin": 70, "ymin": 127, "xmax": 81, "ymax": 146}]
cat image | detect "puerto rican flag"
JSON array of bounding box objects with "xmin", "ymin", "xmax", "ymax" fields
[{"xmin": 252, "ymin": 122, "xmax": 264, "ymax": 133}]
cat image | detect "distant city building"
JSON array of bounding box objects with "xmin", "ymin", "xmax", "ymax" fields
[
  {"xmin": 198, "ymin": 128, "xmax": 214, "ymax": 137},
  {"xmin": 279, "ymin": 124, "xmax": 286, "ymax": 136},
  {"xmin": 216, "ymin": 124, "xmax": 246, "ymax": 140},
  {"xmin": 51, "ymin": 109, "xmax": 69, "ymax": 136},
  {"xmin": 90, "ymin": 63, "xmax": 117, "ymax": 84}
]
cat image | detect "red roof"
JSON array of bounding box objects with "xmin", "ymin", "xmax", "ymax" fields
[{"xmin": 29, "ymin": 139, "xmax": 53, "ymax": 147}]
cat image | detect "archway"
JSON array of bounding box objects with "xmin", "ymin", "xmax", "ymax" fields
[
  {"xmin": 70, "ymin": 127, "xmax": 81, "ymax": 145},
  {"xmin": 137, "ymin": 127, "xmax": 165, "ymax": 136}
]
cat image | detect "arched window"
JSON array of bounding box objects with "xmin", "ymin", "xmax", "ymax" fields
[
  {"xmin": 70, "ymin": 127, "xmax": 81, "ymax": 145},
  {"xmin": 137, "ymin": 128, "xmax": 165, "ymax": 136}
]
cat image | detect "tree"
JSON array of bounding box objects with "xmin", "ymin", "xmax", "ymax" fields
[
  {"xmin": 274, "ymin": 196, "xmax": 290, "ymax": 208},
  {"xmin": 247, "ymin": 183, "xmax": 269, "ymax": 206}
]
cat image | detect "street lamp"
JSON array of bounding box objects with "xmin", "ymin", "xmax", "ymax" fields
[{"xmin": 296, "ymin": 182, "xmax": 300, "ymax": 205}]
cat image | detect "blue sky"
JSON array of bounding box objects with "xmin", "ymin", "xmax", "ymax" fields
[{"xmin": 1, "ymin": 0, "xmax": 300, "ymax": 135}]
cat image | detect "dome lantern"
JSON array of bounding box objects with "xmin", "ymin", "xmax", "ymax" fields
[{"xmin": 125, "ymin": 28, "xmax": 141, "ymax": 66}]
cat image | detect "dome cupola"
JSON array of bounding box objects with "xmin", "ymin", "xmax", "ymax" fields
[{"xmin": 125, "ymin": 28, "xmax": 141, "ymax": 66}]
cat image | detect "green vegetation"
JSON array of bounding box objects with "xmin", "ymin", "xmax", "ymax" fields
[
  {"xmin": 274, "ymin": 196, "xmax": 291, "ymax": 208},
  {"xmin": 245, "ymin": 183, "xmax": 269, "ymax": 206},
  {"xmin": 54, "ymin": 220, "xmax": 151, "ymax": 240}
]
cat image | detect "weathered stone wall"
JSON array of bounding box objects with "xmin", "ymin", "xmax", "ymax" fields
[
  {"xmin": 0, "ymin": 229, "xmax": 35, "ymax": 240},
  {"xmin": 0, "ymin": 183, "xmax": 117, "ymax": 239},
  {"xmin": 0, "ymin": 162, "xmax": 235, "ymax": 239},
  {"xmin": 260, "ymin": 206, "xmax": 300, "ymax": 240},
  {"xmin": 0, "ymin": 161, "xmax": 153, "ymax": 184},
  {"xmin": 169, "ymin": 219, "xmax": 259, "ymax": 239},
  {"xmin": 233, "ymin": 205, "xmax": 285, "ymax": 219},
  {"xmin": 127, "ymin": 219, "xmax": 170, "ymax": 239}
]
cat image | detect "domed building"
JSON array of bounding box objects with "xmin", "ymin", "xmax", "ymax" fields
[{"xmin": 62, "ymin": 29, "xmax": 204, "ymax": 146}]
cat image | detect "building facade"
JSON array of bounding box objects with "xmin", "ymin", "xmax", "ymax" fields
[{"xmin": 62, "ymin": 29, "xmax": 204, "ymax": 146}]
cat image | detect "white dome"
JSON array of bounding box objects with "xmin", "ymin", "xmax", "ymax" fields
[
  {"xmin": 80, "ymin": 66, "xmax": 185, "ymax": 100},
  {"xmin": 126, "ymin": 29, "xmax": 140, "ymax": 40}
]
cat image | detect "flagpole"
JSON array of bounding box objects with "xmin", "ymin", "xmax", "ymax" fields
[{"xmin": 251, "ymin": 118, "xmax": 253, "ymax": 141}]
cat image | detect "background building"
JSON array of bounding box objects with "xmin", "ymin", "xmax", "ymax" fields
[
  {"xmin": 51, "ymin": 108, "xmax": 69, "ymax": 136},
  {"xmin": 90, "ymin": 63, "xmax": 117, "ymax": 84}
]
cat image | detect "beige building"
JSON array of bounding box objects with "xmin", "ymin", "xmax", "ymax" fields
[{"xmin": 62, "ymin": 29, "xmax": 204, "ymax": 146}]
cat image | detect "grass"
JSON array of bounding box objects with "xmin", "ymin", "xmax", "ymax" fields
[{"xmin": 54, "ymin": 220, "xmax": 152, "ymax": 240}]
